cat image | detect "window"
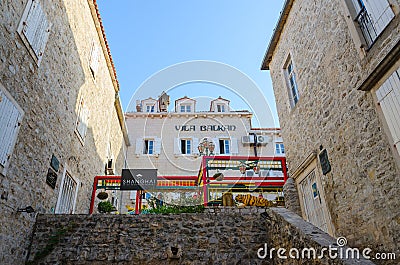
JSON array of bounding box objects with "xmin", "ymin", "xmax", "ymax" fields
[
  {"xmin": 144, "ymin": 139, "xmax": 154, "ymax": 155},
  {"xmin": 89, "ymin": 43, "xmax": 100, "ymax": 78},
  {"xmin": 55, "ymin": 171, "xmax": 78, "ymax": 214},
  {"xmin": 0, "ymin": 85, "xmax": 24, "ymax": 172},
  {"xmin": 285, "ymin": 57, "xmax": 300, "ymax": 107},
  {"xmin": 17, "ymin": 0, "xmax": 51, "ymax": 64},
  {"xmin": 180, "ymin": 139, "xmax": 192, "ymax": 155},
  {"xmin": 146, "ymin": 105, "xmax": 155, "ymax": 113},
  {"xmin": 216, "ymin": 104, "xmax": 226, "ymax": 112},
  {"xmin": 275, "ymin": 143, "xmax": 285, "ymax": 155},
  {"xmin": 219, "ymin": 139, "xmax": 230, "ymax": 154},
  {"xmin": 135, "ymin": 138, "xmax": 161, "ymax": 156},
  {"xmin": 180, "ymin": 104, "xmax": 191, "ymax": 112},
  {"xmin": 350, "ymin": 0, "xmax": 394, "ymax": 47},
  {"xmin": 375, "ymin": 68, "xmax": 400, "ymax": 155},
  {"xmin": 75, "ymin": 98, "xmax": 89, "ymax": 143}
]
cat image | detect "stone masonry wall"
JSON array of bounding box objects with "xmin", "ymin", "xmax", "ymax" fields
[
  {"xmin": 26, "ymin": 208, "xmax": 381, "ymax": 265},
  {"xmin": 268, "ymin": 0, "xmax": 400, "ymax": 258},
  {"xmin": 0, "ymin": 0, "xmax": 126, "ymax": 263}
]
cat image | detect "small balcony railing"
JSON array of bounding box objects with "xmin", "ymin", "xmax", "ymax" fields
[{"xmin": 354, "ymin": 6, "xmax": 377, "ymax": 48}]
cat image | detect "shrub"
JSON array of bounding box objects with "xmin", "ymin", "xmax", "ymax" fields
[{"xmin": 98, "ymin": 201, "xmax": 114, "ymax": 213}]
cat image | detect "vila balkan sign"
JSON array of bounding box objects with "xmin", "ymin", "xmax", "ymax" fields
[
  {"xmin": 175, "ymin": 124, "xmax": 236, "ymax": 132},
  {"xmin": 121, "ymin": 169, "xmax": 158, "ymax": 190}
]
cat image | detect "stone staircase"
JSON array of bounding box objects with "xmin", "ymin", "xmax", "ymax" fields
[
  {"xmin": 26, "ymin": 207, "xmax": 379, "ymax": 265},
  {"xmin": 26, "ymin": 208, "xmax": 269, "ymax": 265}
]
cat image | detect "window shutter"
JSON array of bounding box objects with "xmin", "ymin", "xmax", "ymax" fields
[
  {"xmin": 23, "ymin": 1, "xmax": 51, "ymax": 61},
  {"xmin": 90, "ymin": 44, "xmax": 100, "ymax": 75},
  {"xmin": 154, "ymin": 138, "xmax": 162, "ymax": 155},
  {"xmin": 173, "ymin": 138, "xmax": 181, "ymax": 155},
  {"xmin": 231, "ymin": 138, "xmax": 239, "ymax": 154},
  {"xmin": 212, "ymin": 138, "xmax": 220, "ymax": 155},
  {"xmin": 363, "ymin": 0, "xmax": 394, "ymax": 36},
  {"xmin": 135, "ymin": 138, "xmax": 143, "ymax": 155},
  {"xmin": 376, "ymin": 70, "xmax": 400, "ymax": 152},
  {"xmin": 0, "ymin": 89, "xmax": 23, "ymax": 166},
  {"xmin": 192, "ymin": 137, "xmax": 199, "ymax": 155},
  {"xmin": 76, "ymin": 103, "xmax": 89, "ymax": 141}
]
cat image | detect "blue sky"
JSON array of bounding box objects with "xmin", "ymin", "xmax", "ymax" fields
[{"xmin": 96, "ymin": 1, "xmax": 284, "ymax": 127}]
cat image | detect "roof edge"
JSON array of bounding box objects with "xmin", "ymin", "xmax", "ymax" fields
[
  {"xmin": 88, "ymin": 0, "xmax": 119, "ymax": 92},
  {"xmin": 261, "ymin": 0, "xmax": 294, "ymax": 70}
]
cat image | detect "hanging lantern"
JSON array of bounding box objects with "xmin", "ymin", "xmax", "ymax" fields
[
  {"xmin": 208, "ymin": 141, "xmax": 215, "ymax": 154},
  {"xmin": 198, "ymin": 142, "xmax": 205, "ymax": 155},
  {"xmin": 239, "ymin": 162, "xmax": 247, "ymax": 174},
  {"xmin": 253, "ymin": 162, "xmax": 260, "ymax": 175}
]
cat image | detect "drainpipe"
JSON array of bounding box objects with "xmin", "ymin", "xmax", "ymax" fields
[{"xmin": 249, "ymin": 133, "xmax": 258, "ymax": 157}]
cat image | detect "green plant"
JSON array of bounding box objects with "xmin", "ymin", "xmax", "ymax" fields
[
  {"xmin": 26, "ymin": 223, "xmax": 77, "ymax": 265},
  {"xmin": 144, "ymin": 204, "xmax": 205, "ymax": 214},
  {"xmin": 98, "ymin": 201, "xmax": 114, "ymax": 213}
]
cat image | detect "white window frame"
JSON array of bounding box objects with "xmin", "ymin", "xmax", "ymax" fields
[
  {"xmin": 275, "ymin": 143, "xmax": 285, "ymax": 155},
  {"xmin": 216, "ymin": 104, "xmax": 226, "ymax": 112},
  {"xmin": 0, "ymin": 84, "xmax": 24, "ymax": 175},
  {"xmin": 55, "ymin": 167, "xmax": 79, "ymax": 214},
  {"xmin": 180, "ymin": 139, "xmax": 192, "ymax": 155},
  {"xmin": 75, "ymin": 97, "xmax": 89, "ymax": 144},
  {"xmin": 219, "ymin": 139, "xmax": 231, "ymax": 154},
  {"xmin": 17, "ymin": 0, "xmax": 51, "ymax": 65},
  {"xmin": 143, "ymin": 139, "xmax": 155, "ymax": 155},
  {"xmin": 180, "ymin": 104, "xmax": 191, "ymax": 113},
  {"xmin": 284, "ymin": 56, "xmax": 300, "ymax": 108},
  {"xmin": 145, "ymin": 105, "xmax": 155, "ymax": 113}
]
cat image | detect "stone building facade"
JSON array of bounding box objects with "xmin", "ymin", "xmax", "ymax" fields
[
  {"xmin": 261, "ymin": 0, "xmax": 399, "ymax": 259},
  {"xmin": 0, "ymin": 0, "xmax": 129, "ymax": 263}
]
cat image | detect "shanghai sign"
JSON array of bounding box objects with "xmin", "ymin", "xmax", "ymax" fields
[{"xmin": 121, "ymin": 169, "xmax": 158, "ymax": 190}]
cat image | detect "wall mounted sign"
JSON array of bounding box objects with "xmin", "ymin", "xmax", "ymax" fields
[
  {"xmin": 50, "ymin": 155, "xmax": 59, "ymax": 172},
  {"xmin": 121, "ymin": 169, "xmax": 158, "ymax": 190},
  {"xmin": 175, "ymin": 125, "xmax": 236, "ymax": 132},
  {"xmin": 319, "ymin": 149, "xmax": 331, "ymax": 175},
  {"xmin": 46, "ymin": 168, "xmax": 57, "ymax": 189}
]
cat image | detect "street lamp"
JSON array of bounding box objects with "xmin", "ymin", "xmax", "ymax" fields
[
  {"xmin": 198, "ymin": 138, "xmax": 215, "ymax": 156},
  {"xmin": 253, "ymin": 162, "xmax": 260, "ymax": 175},
  {"xmin": 239, "ymin": 162, "xmax": 247, "ymax": 175}
]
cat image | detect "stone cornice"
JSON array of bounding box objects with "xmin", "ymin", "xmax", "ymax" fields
[{"xmin": 124, "ymin": 112, "xmax": 253, "ymax": 119}]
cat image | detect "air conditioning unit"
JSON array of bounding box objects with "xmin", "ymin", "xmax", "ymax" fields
[
  {"xmin": 106, "ymin": 158, "xmax": 115, "ymax": 175},
  {"xmin": 241, "ymin": 136, "xmax": 254, "ymax": 144},
  {"xmin": 256, "ymin": 135, "xmax": 270, "ymax": 145}
]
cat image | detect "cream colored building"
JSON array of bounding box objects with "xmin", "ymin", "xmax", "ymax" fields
[{"xmin": 125, "ymin": 94, "xmax": 284, "ymax": 177}]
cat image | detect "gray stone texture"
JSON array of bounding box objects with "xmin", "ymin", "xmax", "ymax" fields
[
  {"xmin": 0, "ymin": 0, "xmax": 126, "ymax": 263},
  {"xmin": 282, "ymin": 177, "xmax": 302, "ymax": 216},
  {"xmin": 26, "ymin": 208, "xmax": 383, "ymax": 264},
  {"xmin": 267, "ymin": 0, "xmax": 400, "ymax": 260}
]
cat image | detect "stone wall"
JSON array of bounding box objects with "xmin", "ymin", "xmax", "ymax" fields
[
  {"xmin": 267, "ymin": 0, "xmax": 400, "ymax": 257},
  {"xmin": 26, "ymin": 208, "xmax": 383, "ymax": 264},
  {"xmin": 0, "ymin": 0, "xmax": 127, "ymax": 263},
  {"xmin": 27, "ymin": 210, "xmax": 268, "ymax": 265}
]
